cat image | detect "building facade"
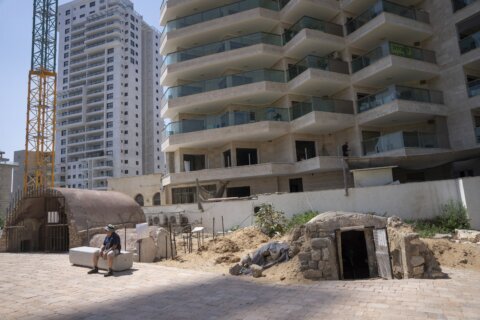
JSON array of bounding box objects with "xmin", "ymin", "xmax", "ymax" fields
[
  {"xmin": 0, "ymin": 152, "xmax": 17, "ymax": 222},
  {"xmin": 55, "ymin": 0, "xmax": 163, "ymax": 190},
  {"xmin": 158, "ymin": 0, "xmax": 480, "ymax": 204}
]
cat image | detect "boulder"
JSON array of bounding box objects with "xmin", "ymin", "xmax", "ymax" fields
[
  {"xmin": 156, "ymin": 228, "xmax": 176, "ymax": 259},
  {"xmin": 250, "ymin": 264, "xmax": 263, "ymax": 278},
  {"xmin": 229, "ymin": 264, "xmax": 243, "ymax": 276},
  {"xmin": 136, "ymin": 237, "xmax": 156, "ymax": 263},
  {"xmin": 455, "ymin": 229, "xmax": 480, "ymax": 243}
]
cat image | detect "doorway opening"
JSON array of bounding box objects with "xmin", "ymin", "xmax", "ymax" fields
[{"xmin": 340, "ymin": 230, "xmax": 370, "ymax": 280}]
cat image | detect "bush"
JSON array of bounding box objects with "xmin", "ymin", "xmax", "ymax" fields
[
  {"xmin": 286, "ymin": 210, "xmax": 318, "ymax": 230},
  {"xmin": 407, "ymin": 200, "xmax": 470, "ymax": 238},
  {"xmin": 253, "ymin": 203, "xmax": 287, "ymax": 237}
]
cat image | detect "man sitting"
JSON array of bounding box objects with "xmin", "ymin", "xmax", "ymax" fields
[{"xmin": 88, "ymin": 224, "xmax": 121, "ymax": 277}]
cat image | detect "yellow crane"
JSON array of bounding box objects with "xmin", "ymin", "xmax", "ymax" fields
[{"xmin": 24, "ymin": 0, "xmax": 58, "ymax": 191}]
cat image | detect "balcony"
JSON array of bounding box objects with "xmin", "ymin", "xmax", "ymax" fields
[
  {"xmin": 362, "ymin": 131, "xmax": 443, "ymax": 156},
  {"xmin": 283, "ymin": 16, "xmax": 345, "ymax": 59},
  {"xmin": 161, "ymin": 0, "xmax": 281, "ymax": 54},
  {"xmin": 161, "ymin": 69, "xmax": 286, "ymax": 118},
  {"xmin": 290, "ymin": 98, "xmax": 355, "ymax": 134},
  {"xmin": 476, "ymin": 127, "xmax": 480, "ymax": 143},
  {"xmin": 346, "ymin": 0, "xmax": 432, "ymax": 49},
  {"xmin": 161, "ymin": 32, "xmax": 283, "ymax": 86},
  {"xmin": 280, "ymin": 0, "xmax": 339, "ymax": 22},
  {"xmin": 162, "ymin": 107, "xmax": 289, "ymax": 151},
  {"xmin": 468, "ymin": 79, "xmax": 480, "ymax": 98},
  {"xmin": 452, "ymin": 0, "xmax": 478, "ymax": 12},
  {"xmin": 460, "ymin": 30, "xmax": 480, "ymax": 55},
  {"xmin": 287, "ymin": 55, "xmax": 350, "ymax": 96},
  {"xmin": 351, "ymin": 42, "xmax": 439, "ymax": 87},
  {"xmin": 357, "ymin": 85, "xmax": 447, "ymax": 126}
]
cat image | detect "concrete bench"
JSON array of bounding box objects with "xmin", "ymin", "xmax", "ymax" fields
[{"xmin": 69, "ymin": 246, "xmax": 133, "ymax": 271}]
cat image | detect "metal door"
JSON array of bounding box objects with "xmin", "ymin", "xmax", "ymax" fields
[{"xmin": 373, "ymin": 228, "xmax": 393, "ymax": 279}]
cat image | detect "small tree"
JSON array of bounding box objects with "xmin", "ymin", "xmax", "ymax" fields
[
  {"xmin": 254, "ymin": 203, "xmax": 287, "ymax": 237},
  {"xmin": 438, "ymin": 200, "xmax": 470, "ymax": 231}
]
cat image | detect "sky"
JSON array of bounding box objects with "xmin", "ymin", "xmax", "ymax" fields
[{"xmin": 0, "ymin": 0, "xmax": 161, "ymax": 162}]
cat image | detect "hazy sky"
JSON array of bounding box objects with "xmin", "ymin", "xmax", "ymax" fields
[{"xmin": 0, "ymin": 0, "xmax": 161, "ymax": 161}]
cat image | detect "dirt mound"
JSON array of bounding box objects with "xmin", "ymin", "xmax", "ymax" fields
[
  {"xmin": 423, "ymin": 238, "xmax": 480, "ymax": 270},
  {"xmin": 225, "ymin": 226, "xmax": 270, "ymax": 250},
  {"xmin": 214, "ymin": 254, "xmax": 240, "ymax": 265},
  {"xmin": 208, "ymin": 238, "xmax": 239, "ymax": 253}
]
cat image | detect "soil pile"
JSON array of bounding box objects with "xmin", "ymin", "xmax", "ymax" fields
[
  {"xmin": 423, "ymin": 238, "xmax": 480, "ymax": 271},
  {"xmin": 209, "ymin": 238, "xmax": 239, "ymax": 253},
  {"xmin": 226, "ymin": 226, "xmax": 270, "ymax": 250}
]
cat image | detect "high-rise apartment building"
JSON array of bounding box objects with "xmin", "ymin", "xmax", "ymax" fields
[
  {"xmin": 159, "ymin": 0, "xmax": 480, "ymax": 205},
  {"xmin": 55, "ymin": 0, "xmax": 163, "ymax": 190}
]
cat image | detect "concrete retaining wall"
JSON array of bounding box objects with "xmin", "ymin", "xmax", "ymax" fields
[{"xmin": 144, "ymin": 177, "xmax": 480, "ymax": 231}]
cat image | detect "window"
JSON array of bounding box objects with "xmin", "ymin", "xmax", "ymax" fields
[
  {"xmin": 64, "ymin": 53, "xmax": 69, "ymax": 58},
  {"xmin": 106, "ymin": 131, "xmax": 113, "ymax": 138},
  {"xmin": 226, "ymin": 187, "xmax": 251, "ymax": 198},
  {"xmin": 153, "ymin": 193, "xmax": 161, "ymax": 206},
  {"xmin": 183, "ymin": 154, "xmax": 205, "ymax": 171},
  {"xmin": 289, "ymin": 178, "xmax": 304, "ymax": 193},
  {"xmin": 134, "ymin": 194, "xmax": 144, "ymax": 206},
  {"xmin": 107, "ymin": 102, "xmax": 113, "ymax": 109},
  {"xmin": 64, "ymin": 61, "xmax": 69, "ymax": 67},
  {"xmin": 236, "ymin": 148, "xmax": 258, "ymax": 166},
  {"xmin": 90, "ymin": 1, "xmax": 95, "ymax": 7},
  {"xmin": 64, "ymin": 44, "xmax": 69, "ymax": 50},
  {"xmin": 65, "ymin": 19, "xmax": 70, "ymax": 25},
  {"xmin": 295, "ymin": 141, "xmax": 316, "ymax": 161},
  {"xmin": 107, "ymin": 93, "xmax": 113, "ymax": 100},
  {"xmin": 172, "ymin": 185, "xmax": 215, "ymax": 204},
  {"xmin": 80, "ymin": 14, "xmax": 85, "ymax": 18},
  {"xmin": 65, "ymin": 36, "xmax": 70, "ymax": 42},
  {"xmin": 107, "ymin": 66, "xmax": 114, "ymax": 72},
  {"xmin": 107, "ymin": 84, "xmax": 113, "ymax": 90},
  {"xmin": 106, "ymin": 141, "xmax": 113, "ymax": 147},
  {"xmin": 107, "ymin": 74, "xmax": 113, "ymax": 81},
  {"xmin": 65, "ymin": 28, "xmax": 70, "ymax": 34}
]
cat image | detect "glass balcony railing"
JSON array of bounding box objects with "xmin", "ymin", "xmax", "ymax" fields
[
  {"xmin": 163, "ymin": 107, "xmax": 289, "ymax": 140},
  {"xmin": 290, "ymin": 98, "xmax": 354, "ymax": 119},
  {"xmin": 283, "ymin": 16, "xmax": 343, "ymax": 43},
  {"xmin": 288, "ymin": 55, "xmax": 349, "ymax": 80},
  {"xmin": 452, "ymin": 0, "xmax": 478, "ymax": 12},
  {"xmin": 476, "ymin": 127, "xmax": 480, "ymax": 143},
  {"xmin": 358, "ymin": 85, "xmax": 444, "ymax": 113},
  {"xmin": 165, "ymin": 0, "xmax": 283, "ymax": 32},
  {"xmin": 163, "ymin": 69, "xmax": 285, "ymax": 102},
  {"xmin": 346, "ymin": 0, "xmax": 430, "ymax": 34},
  {"xmin": 460, "ymin": 30, "xmax": 480, "ymax": 54},
  {"xmin": 363, "ymin": 131, "xmax": 438, "ymax": 155},
  {"xmin": 162, "ymin": 32, "xmax": 282, "ymax": 71},
  {"xmin": 352, "ymin": 41, "xmax": 436, "ymax": 73},
  {"xmin": 468, "ymin": 79, "xmax": 480, "ymax": 97}
]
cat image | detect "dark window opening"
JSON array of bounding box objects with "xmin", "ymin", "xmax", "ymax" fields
[
  {"xmin": 236, "ymin": 148, "xmax": 257, "ymax": 166},
  {"xmin": 295, "ymin": 141, "xmax": 316, "ymax": 161},
  {"xmin": 153, "ymin": 192, "xmax": 161, "ymax": 206},
  {"xmin": 172, "ymin": 185, "xmax": 216, "ymax": 204},
  {"xmin": 289, "ymin": 178, "xmax": 303, "ymax": 193},
  {"xmin": 183, "ymin": 154, "xmax": 205, "ymax": 171},
  {"xmin": 134, "ymin": 194, "xmax": 144, "ymax": 206},
  {"xmin": 340, "ymin": 230, "xmax": 370, "ymax": 280},
  {"xmin": 227, "ymin": 186, "xmax": 251, "ymax": 198},
  {"xmin": 223, "ymin": 150, "xmax": 232, "ymax": 168}
]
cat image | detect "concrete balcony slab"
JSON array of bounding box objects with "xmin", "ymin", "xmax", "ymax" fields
[
  {"xmin": 281, "ymin": 0, "xmax": 340, "ymax": 23},
  {"xmin": 351, "ymin": 55, "xmax": 439, "ymax": 87},
  {"xmin": 291, "ymin": 111, "xmax": 355, "ymax": 134},
  {"xmin": 284, "ymin": 28, "xmax": 346, "ymax": 60},
  {"xmin": 288, "ymin": 68, "xmax": 351, "ymax": 96},
  {"xmin": 357, "ymin": 100, "xmax": 448, "ymax": 127}
]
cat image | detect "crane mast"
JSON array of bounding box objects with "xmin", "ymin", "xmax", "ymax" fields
[{"xmin": 24, "ymin": 0, "xmax": 58, "ymax": 191}]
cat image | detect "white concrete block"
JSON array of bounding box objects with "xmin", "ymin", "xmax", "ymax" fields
[{"xmin": 69, "ymin": 246, "xmax": 133, "ymax": 271}]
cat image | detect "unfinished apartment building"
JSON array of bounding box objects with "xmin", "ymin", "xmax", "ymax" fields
[{"xmin": 159, "ymin": 0, "xmax": 480, "ymax": 204}]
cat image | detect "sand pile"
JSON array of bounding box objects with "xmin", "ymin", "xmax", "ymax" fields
[
  {"xmin": 226, "ymin": 226, "xmax": 270, "ymax": 250},
  {"xmin": 422, "ymin": 238, "xmax": 480, "ymax": 270},
  {"xmin": 209, "ymin": 238, "xmax": 239, "ymax": 253}
]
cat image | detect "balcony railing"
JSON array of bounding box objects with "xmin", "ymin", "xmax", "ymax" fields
[
  {"xmin": 163, "ymin": 107, "xmax": 289, "ymax": 140},
  {"xmin": 351, "ymin": 41, "xmax": 436, "ymax": 73},
  {"xmin": 460, "ymin": 30, "xmax": 480, "ymax": 54},
  {"xmin": 290, "ymin": 98, "xmax": 354, "ymax": 119},
  {"xmin": 476, "ymin": 127, "xmax": 480, "ymax": 143},
  {"xmin": 165, "ymin": 0, "xmax": 284, "ymax": 32},
  {"xmin": 283, "ymin": 16, "xmax": 343, "ymax": 43},
  {"xmin": 163, "ymin": 69, "xmax": 285, "ymax": 102},
  {"xmin": 288, "ymin": 55, "xmax": 349, "ymax": 80},
  {"xmin": 358, "ymin": 85, "xmax": 444, "ymax": 113},
  {"xmin": 468, "ymin": 79, "xmax": 480, "ymax": 98},
  {"xmin": 363, "ymin": 131, "xmax": 438, "ymax": 155},
  {"xmin": 452, "ymin": 0, "xmax": 478, "ymax": 12},
  {"xmin": 346, "ymin": 0, "xmax": 430, "ymax": 34},
  {"xmin": 163, "ymin": 32, "xmax": 282, "ymax": 72}
]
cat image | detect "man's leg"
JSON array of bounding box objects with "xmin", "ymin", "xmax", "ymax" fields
[
  {"xmin": 104, "ymin": 250, "xmax": 115, "ymax": 277},
  {"xmin": 88, "ymin": 249, "xmax": 101, "ymax": 274}
]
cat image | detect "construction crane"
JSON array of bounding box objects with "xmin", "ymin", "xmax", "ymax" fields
[{"xmin": 24, "ymin": 0, "xmax": 58, "ymax": 192}]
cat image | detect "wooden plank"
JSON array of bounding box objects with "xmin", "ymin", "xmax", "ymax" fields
[{"xmin": 373, "ymin": 228, "xmax": 393, "ymax": 279}]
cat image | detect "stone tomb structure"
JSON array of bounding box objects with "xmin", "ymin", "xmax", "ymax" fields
[
  {"xmin": 0, "ymin": 188, "xmax": 145, "ymax": 252},
  {"xmin": 290, "ymin": 212, "xmax": 443, "ymax": 280}
]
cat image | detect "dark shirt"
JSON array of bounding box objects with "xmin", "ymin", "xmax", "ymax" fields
[
  {"xmin": 342, "ymin": 144, "xmax": 349, "ymax": 157},
  {"xmin": 103, "ymin": 232, "xmax": 121, "ymax": 251}
]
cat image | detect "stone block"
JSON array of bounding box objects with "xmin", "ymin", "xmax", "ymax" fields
[
  {"xmin": 69, "ymin": 246, "xmax": 133, "ymax": 271},
  {"xmin": 455, "ymin": 229, "xmax": 480, "ymax": 242},
  {"xmin": 251, "ymin": 264, "xmax": 263, "ymax": 278},
  {"xmin": 322, "ymin": 248, "xmax": 329, "ymax": 260},
  {"xmin": 318, "ymin": 261, "xmax": 326, "ymax": 270},
  {"xmin": 156, "ymin": 228, "xmax": 176, "ymax": 259},
  {"xmin": 309, "ymin": 260, "xmax": 318, "ymax": 269},
  {"xmin": 410, "ymin": 256, "xmax": 425, "ymax": 267},
  {"xmin": 311, "ymin": 238, "xmax": 330, "ymax": 249},
  {"xmin": 136, "ymin": 237, "xmax": 156, "ymax": 263},
  {"xmin": 298, "ymin": 252, "xmax": 311, "ymax": 262},
  {"xmin": 303, "ymin": 269, "xmax": 323, "ymax": 279},
  {"xmin": 311, "ymin": 250, "xmax": 322, "ymax": 261}
]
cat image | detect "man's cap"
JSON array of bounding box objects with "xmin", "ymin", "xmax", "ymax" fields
[{"xmin": 104, "ymin": 224, "xmax": 115, "ymax": 232}]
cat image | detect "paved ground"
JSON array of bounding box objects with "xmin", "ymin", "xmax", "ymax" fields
[{"xmin": 0, "ymin": 253, "xmax": 479, "ymax": 320}]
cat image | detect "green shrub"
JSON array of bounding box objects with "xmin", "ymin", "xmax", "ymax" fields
[
  {"xmin": 286, "ymin": 210, "xmax": 318, "ymax": 230},
  {"xmin": 407, "ymin": 200, "xmax": 470, "ymax": 238},
  {"xmin": 253, "ymin": 203, "xmax": 287, "ymax": 237}
]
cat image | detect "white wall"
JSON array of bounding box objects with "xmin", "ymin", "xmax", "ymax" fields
[{"xmin": 144, "ymin": 177, "xmax": 480, "ymax": 231}]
